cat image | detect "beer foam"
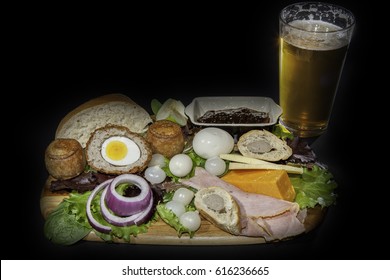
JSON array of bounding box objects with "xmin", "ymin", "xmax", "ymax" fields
[{"xmin": 284, "ymin": 20, "xmax": 349, "ymax": 51}]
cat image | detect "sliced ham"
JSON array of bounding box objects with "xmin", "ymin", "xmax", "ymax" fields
[{"xmin": 181, "ymin": 167, "xmax": 306, "ymax": 241}]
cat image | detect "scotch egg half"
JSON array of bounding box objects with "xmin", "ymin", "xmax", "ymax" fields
[{"xmin": 101, "ymin": 136, "xmax": 140, "ymax": 166}]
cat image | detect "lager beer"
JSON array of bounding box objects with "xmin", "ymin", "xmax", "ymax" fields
[{"xmin": 279, "ymin": 3, "xmax": 355, "ymax": 137}]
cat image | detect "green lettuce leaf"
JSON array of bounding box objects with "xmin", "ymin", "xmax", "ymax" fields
[
  {"xmin": 156, "ymin": 189, "xmax": 197, "ymax": 237},
  {"xmin": 156, "ymin": 204, "xmax": 196, "ymax": 238},
  {"xmin": 151, "ymin": 99, "xmax": 162, "ymax": 115},
  {"xmin": 44, "ymin": 192, "xmax": 92, "ymax": 245},
  {"xmin": 289, "ymin": 165, "xmax": 338, "ymax": 209},
  {"xmin": 272, "ymin": 124, "xmax": 294, "ymax": 140}
]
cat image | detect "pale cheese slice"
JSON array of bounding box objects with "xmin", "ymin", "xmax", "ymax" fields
[{"xmin": 220, "ymin": 153, "xmax": 303, "ymax": 174}]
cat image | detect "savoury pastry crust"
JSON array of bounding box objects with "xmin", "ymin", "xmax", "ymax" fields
[{"xmin": 237, "ymin": 129, "xmax": 292, "ymax": 162}]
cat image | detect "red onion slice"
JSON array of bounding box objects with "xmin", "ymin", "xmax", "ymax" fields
[
  {"xmin": 86, "ymin": 179, "xmax": 113, "ymax": 234},
  {"xmin": 100, "ymin": 185, "xmax": 154, "ymax": 226},
  {"xmin": 104, "ymin": 174, "xmax": 152, "ymax": 216},
  {"xmin": 134, "ymin": 197, "xmax": 155, "ymax": 226}
]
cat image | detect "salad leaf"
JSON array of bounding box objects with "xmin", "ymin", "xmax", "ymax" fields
[
  {"xmin": 272, "ymin": 124, "xmax": 294, "ymax": 140},
  {"xmin": 289, "ymin": 165, "xmax": 338, "ymax": 209},
  {"xmin": 115, "ymin": 182, "xmax": 133, "ymax": 196},
  {"xmin": 155, "ymin": 98, "xmax": 188, "ymax": 126},
  {"xmin": 157, "ymin": 204, "xmax": 194, "ymax": 237},
  {"xmin": 44, "ymin": 192, "xmax": 92, "ymax": 245},
  {"xmin": 156, "ymin": 189, "xmax": 197, "ymax": 237},
  {"xmin": 151, "ymin": 99, "xmax": 162, "ymax": 115},
  {"xmin": 187, "ymin": 149, "xmax": 206, "ymax": 169}
]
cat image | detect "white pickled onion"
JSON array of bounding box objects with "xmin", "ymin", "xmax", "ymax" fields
[
  {"xmin": 86, "ymin": 179, "xmax": 113, "ymax": 233},
  {"xmin": 179, "ymin": 210, "xmax": 201, "ymax": 231},
  {"xmin": 104, "ymin": 174, "xmax": 152, "ymax": 216},
  {"xmin": 100, "ymin": 186, "xmax": 154, "ymax": 227}
]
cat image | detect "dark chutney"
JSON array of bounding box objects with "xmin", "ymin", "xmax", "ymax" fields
[{"xmin": 197, "ymin": 107, "xmax": 270, "ymax": 124}]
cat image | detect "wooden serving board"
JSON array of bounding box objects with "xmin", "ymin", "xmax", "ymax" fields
[{"xmin": 40, "ymin": 177, "xmax": 325, "ymax": 245}]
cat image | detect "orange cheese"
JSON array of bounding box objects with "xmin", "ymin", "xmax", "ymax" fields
[{"xmin": 221, "ymin": 169, "xmax": 296, "ymax": 201}]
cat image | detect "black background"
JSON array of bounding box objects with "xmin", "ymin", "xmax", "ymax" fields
[{"xmin": 5, "ymin": 1, "xmax": 380, "ymax": 260}]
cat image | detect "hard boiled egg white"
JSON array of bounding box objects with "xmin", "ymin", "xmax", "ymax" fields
[
  {"xmin": 193, "ymin": 127, "xmax": 234, "ymax": 159},
  {"xmin": 101, "ymin": 136, "xmax": 140, "ymax": 166}
]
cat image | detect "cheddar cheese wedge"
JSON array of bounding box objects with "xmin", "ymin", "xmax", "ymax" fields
[{"xmin": 221, "ymin": 169, "xmax": 296, "ymax": 202}]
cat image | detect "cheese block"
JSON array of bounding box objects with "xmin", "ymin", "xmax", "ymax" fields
[{"xmin": 221, "ymin": 169, "xmax": 296, "ymax": 202}]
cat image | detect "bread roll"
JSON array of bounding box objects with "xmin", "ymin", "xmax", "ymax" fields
[
  {"xmin": 145, "ymin": 120, "xmax": 184, "ymax": 158},
  {"xmin": 86, "ymin": 125, "xmax": 152, "ymax": 175},
  {"xmin": 237, "ymin": 129, "xmax": 292, "ymax": 161},
  {"xmin": 45, "ymin": 138, "xmax": 86, "ymax": 179},
  {"xmin": 55, "ymin": 93, "xmax": 153, "ymax": 148},
  {"xmin": 194, "ymin": 186, "xmax": 241, "ymax": 235}
]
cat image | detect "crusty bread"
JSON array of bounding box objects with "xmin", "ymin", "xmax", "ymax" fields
[
  {"xmin": 237, "ymin": 129, "xmax": 292, "ymax": 162},
  {"xmin": 55, "ymin": 93, "xmax": 153, "ymax": 148},
  {"xmin": 45, "ymin": 138, "xmax": 86, "ymax": 180},
  {"xmin": 86, "ymin": 125, "xmax": 152, "ymax": 175},
  {"xmin": 194, "ymin": 186, "xmax": 241, "ymax": 235}
]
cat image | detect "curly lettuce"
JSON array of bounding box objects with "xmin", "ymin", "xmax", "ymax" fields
[
  {"xmin": 289, "ymin": 165, "xmax": 338, "ymax": 209},
  {"xmin": 156, "ymin": 189, "xmax": 197, "ymax": 237}
]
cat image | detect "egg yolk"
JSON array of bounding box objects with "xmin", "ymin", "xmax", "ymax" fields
[{"xmin": 105, "ymin": 140, "xmax": 128, "ymax": 160}]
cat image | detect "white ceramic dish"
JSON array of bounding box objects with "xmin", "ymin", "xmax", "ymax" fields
[{"xmin": 185, "ymin": 96, "xmax": 282, "ymax": 127}]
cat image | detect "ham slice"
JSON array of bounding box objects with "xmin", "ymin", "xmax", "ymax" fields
[{"xmin": 181, "ymin": 167, "xmax": 306, "ymax": 241}]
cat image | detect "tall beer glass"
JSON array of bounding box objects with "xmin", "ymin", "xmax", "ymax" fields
[{"xmin": 279, "ymin": 2, "xmax": 355, "ymax": 137}]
